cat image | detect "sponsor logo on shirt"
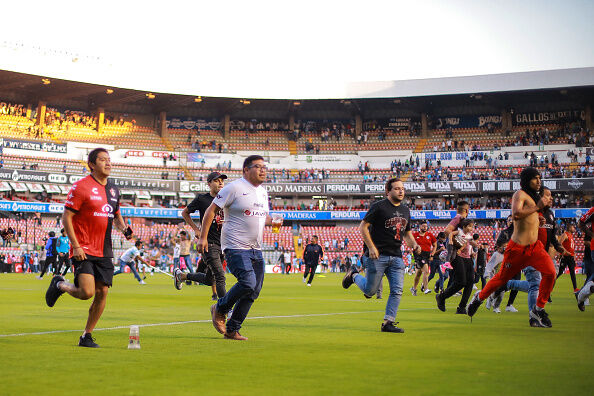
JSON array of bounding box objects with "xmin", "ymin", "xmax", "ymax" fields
[
  {"xmin": 92, "ymin": 187, "xmax": 99, "ymax": 194},
  {"xmin": 244, "ymin": 209, "xmax": 267, "ymax": 217},
  {"xmin": 90, "ymin": 195, "xmax": 102, "ymax": 201},
  {"xmin": 93, "ymin": 204, "xmax": 114, "ymax": 218}
]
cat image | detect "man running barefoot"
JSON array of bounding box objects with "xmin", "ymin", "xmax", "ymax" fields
[
  {"xmin": 467, "ymin": 168, "xmax": 556, "ymax": 327},
  {"xmin": 45, "ymin": 148, "xmax": 133, "ymax": 347}
]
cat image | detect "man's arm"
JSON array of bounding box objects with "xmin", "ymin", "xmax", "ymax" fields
[
  {"xmin": 181, "ymin": 207, "xmax": 201, "ymax": 237},
  {"xmin": 62, "ymin": 209, "xmax": 85, "ymax": 261},
  {"xmin": 358, "ymin": 220, "xmax": 379, "ymax": 259},
  {"xmin": 403, "ymin": 231, "xmax": 422, "ymax": 254},
  {"xmin": 430, "ymin": 241, "xmax": 437, "ymax": 257},
  {"xmin": 197, "ymin": 203, "xmax": 221, "ymax": 252},
  {"xmin": 512, "ymin": 190, "xmax": 551, "ymax": 220}
]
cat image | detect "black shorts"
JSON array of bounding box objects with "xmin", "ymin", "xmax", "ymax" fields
[
  {"xmin": 414, "ymin": 252, "xmax": 431, "ymax": 269},
  {"xmin": 72, "ymin": 256, "xmax": 114, "ymax": 288}
]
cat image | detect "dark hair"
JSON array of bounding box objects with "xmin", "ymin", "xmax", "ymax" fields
[
  {"xmin": 385, "ymin": 177, "xmax": 402, "ymax": 192},
  {"xmin": 49, "ymin": 231, "xmax": 55, "ymax": 237},
  {"xmin": 457, "ymin": 201, "xmax": 469, "ymax": 211},
  {"xmin": 437, "ymin": 232, "xmax": 446, "ymax": 239},
  {"xmin": 135, "ymin": 240, "xmax": 143, "ymax": 248},
  {"xmin": 87, "ymin": 148, "xmax": 108, "ymax": 170},
  {"xmin": 243, "ymin": 155, "xmax": 264, "ymax": 171},
  {"xmin": 312, "ymin": 235, "xmax": 318, "ymax": 239},
  {"xmin": 460, "ymin": 218, "xmax": 474, "ymax": 228},
  {"xmin": 473, "ymin": 233, "xmax": 480, "ymax": 240},
  {"xmin": 60, "ymin": 228, "xmax": 65, "ymax": 233},
  {"xmin": 180, "ymin": 230, "xmax": 187, "ymax": 236},
  {"xmin": 420, "ymin": 221, "xmax": 428, "ymax": 225}
]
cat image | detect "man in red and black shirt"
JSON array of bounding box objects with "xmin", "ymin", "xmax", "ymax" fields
[
  {"xmin": 45, "ymin": 148, "xmax": 133, "ymax": 348},
  {"xmin": 411, "ymin": 221, "xmax": 437, "ymax": 295},
  {"xmin": 557, "ymin": 223, "xmax": 577, "ymax": 292}
]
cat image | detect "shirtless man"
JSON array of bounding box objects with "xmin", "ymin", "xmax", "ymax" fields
[{"xmin": 466, "ymin": 167, "xmax": 556, "ymax": 328}]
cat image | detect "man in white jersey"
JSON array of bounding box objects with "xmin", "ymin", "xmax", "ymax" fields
[
  {"xmin": 198, "ymin": 155, "xmax": 281, "ymax": 340},
  {"xmin": 113, "ymin": 240, "xmax": 148, "ymax": 284}
]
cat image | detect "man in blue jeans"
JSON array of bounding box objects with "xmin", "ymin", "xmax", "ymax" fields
[
  {"xmin": 198, "ymin": 155, "xmax": 281, "ymax": 340},
  {"xmin": 342, "ymin": 177, "xmax": 421, "ymax": 333},
  {"xmin": 114, "ymin": 240, "xmax": 148, "ymax": 285}
]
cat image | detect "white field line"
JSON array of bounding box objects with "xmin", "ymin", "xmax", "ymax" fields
[{"xmin": 0, "ymin": 308, "xmax": 434, "ymax": 338}]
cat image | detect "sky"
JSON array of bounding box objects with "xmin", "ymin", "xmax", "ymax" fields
[{"xmin": 0, "ymin": 0, "xmax": 592, "ymax": 99}]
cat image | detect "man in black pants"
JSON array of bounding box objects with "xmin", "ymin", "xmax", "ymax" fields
[
  {"xmin": 175, "ymin": 171, "xmax": 227, "ymax": 299},
  {"xmin": 556, "ymin": 223, "xmax": 578, "ymax": 292},
  {"xmin": 302, "ymin": 235, "xmax": 323, "ymax": 286},
  {"xmin": 475, "ymin": 242, "xmax": 488, "ymax": 289},
  {"xmin": 37, "ymin": 231, "xmax": 58, "ymax": 279},
  {"xmin": 436, "ymin": 218, "xmax": 478, "ymax": 314}
]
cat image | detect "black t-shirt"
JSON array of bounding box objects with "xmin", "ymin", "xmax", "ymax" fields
[
  {"xmin": 434, "ymin": 239, "xmax": 446, "ymax": 260},
  {"xmin": 186, "ymin": 193, "xmax": 223, "ymax": 245},
  {"xmin": 476, "ymin": 247, "xmax": 487, "ymax": 267},
  {"xmin": 362, "ymin": 199, "xmax": 411, "ymax": 257},
  {"xmin": 303, "ymin": 243, "xmax": 323, "ymax": 265}
]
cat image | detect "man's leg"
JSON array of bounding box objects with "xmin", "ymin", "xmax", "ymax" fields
[
  {"xmin": 528, "ymin": 245, "xmax": 556, "ymax": 309},
  {"xmin": 113, "ymin": 259, "xmax": 126, "ymax": 276},
  {"xmin": 506, "ymin": 272, "xmax": 521, "ymax": 307},
  {"xmin": 459, "ymin": 258, "xmax": 474, "ymax": 308},
  {"xmin": 354, "ymin": 256, "xmax": 385, "ymax": 297},
  {"xmin": 422, "ymin": 264, "xmax": 429, "ymax": 290},
  {"xmin": 127, "ymin": 262, "xmax": 143, "ymax": 283},
  {"xmin": 83, "ymin": 280, "xmax": 109, "ymax": 335},
  {"xmin": 383, "ymin": 257, "xmax": 404, "ymax": 324},
  {"xmin": 303, "ymin": 265, "xmax": 311, "ymax": 282},
  {"xmin": 307, "ymin": 264, "xmax": 317, "ymax": 284},
  {"xmin": 225, "ymin": 250, "xmax": 265, "ymax": 334},
  {"xmin": 566, "ymin": 256, "xmax": 577, "ymax": 290},
  {"xmin": 413, "ymin": 266, "xmax": 422, "ymax": 290},
  {"xmin": 441, "ymin": 257, "xmax": 466, "ymax": 300}
]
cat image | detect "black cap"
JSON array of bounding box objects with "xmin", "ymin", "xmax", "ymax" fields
[{"xmin": 207, "ymin": 171, "xmax": 228, "ymax": 183}]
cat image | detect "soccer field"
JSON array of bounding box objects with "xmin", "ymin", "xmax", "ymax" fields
[{"xmin": 0, "ymin": 272, "xmax": 592, "ymax": 395}]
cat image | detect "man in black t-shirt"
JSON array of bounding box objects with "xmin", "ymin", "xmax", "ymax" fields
[
  {"xmin": 428, "ymin": 232, "xmax": 447, "ymax": 293},
  {"xmin": 302, "ymin": 235, "xmax": 323, "ymax": 286},
  {"xmin": 342, "ymin": 178, "xmax": 421, "ymax": 333},
  {"xmin": 475, "ymin": 242, "xmax": 488, "ymax": 289},
  {"xmin": 175, "ymin": 171, "xmax": 227, "ymax": 299}
]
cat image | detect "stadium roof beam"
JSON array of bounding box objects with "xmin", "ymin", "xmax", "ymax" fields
[
  {"xmin": 0, "ymin": 74, "xmax": 44, "ymax": 92},
  {"xmin": 92, "ymin": 92, "xmax": 149, "ymax": 108},
  {"xmin": 38, "ymin": 86, "xmax": 108, "ymax": 103}
]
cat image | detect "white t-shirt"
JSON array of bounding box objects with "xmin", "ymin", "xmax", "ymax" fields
[
  {"xmin": 173, "ymin": 244, "xmax": 180, "ymax": 258},
  {"xmin": 283, "ymin": 252, "xmax": 291, "ymax": 263},
  {"xmin": 212, "ymin": 177, "xmax": 269, "ymax": 251},
  {"xmin": 121, "ymin": 246, "xmax": 140, "ymax": 263}
]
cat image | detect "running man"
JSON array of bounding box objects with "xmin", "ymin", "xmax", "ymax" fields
[
  {"xmin": 576, "ymin": 207, "xmax": 594, "ymax": 311},
  {"xmin": 467, "ymin": 167, "xmax": 556, "ymax": 327},
  {"xmin": 56, "ymin": 228, "xmax": 71, "ymax": 276},
  {"xmin": 175, "ymin": 171, "xmax": 227, "ymax": 300},
  {"xmin": 44, "ymin": 148, "xmax": 133, "ymax": 347},
  {"xmin": 411, "ymin": 221, "xmax": 436, "ymax": 295},
  {"xmin": 114, "ymin": 240, "xmax": 148, "ymax": 284},
  {"xmin": 428, "ymin": 232, "xmax": 446, "ymax": 293},
  {"xmin": 38, "ymin": 231, "xmax": 58, "ymax": 279},
  {"xmin": 200, "ymin": 155, "xmax": 280, "ymax": 340},
  {"xmin": 556, "ymin": 223, "xmax": 578, "ymax": 293},
  {"xmin": 302, "ymin": 235, "xmax": 323, "ymax": 286},
  {"xmin": 342, "ymin": 178, "xmax": 421, "ymax": 333}
]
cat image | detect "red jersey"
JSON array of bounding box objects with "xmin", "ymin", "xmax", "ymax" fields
[
  {"xmin": 561, "ymin": 232, "xmax": 575, "ymax": 256},
  {"xmin": 579, "ymin": 207, "xmax": 594, "ymax": 250},
  {"xmin": 413, "ymin": 231, "xmax": 437, "ymax": 252},
  {"xmin": 64, "ymin": 175, "xmax": 120, "ymax": 258},
  {"xmin": 537, "ymin": 213, "xmax": 548, "ymax": 247}
]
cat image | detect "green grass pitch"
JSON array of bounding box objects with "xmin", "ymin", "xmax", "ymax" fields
[{"xmin": 1, "ymin": 272, "xmax": 592, "ymax": 395}]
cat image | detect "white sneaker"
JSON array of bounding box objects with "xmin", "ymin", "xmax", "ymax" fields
[
  {"xmin": 139, "ymin": 280, "xmax": 147, "ymax": 285},
  {"xmin": 303, "ymin": 278, "xmax": 306, "ymax": 283},
  {"xmin": 424, "ymin": 289, "xmax": 432, "ymax": 294},
  {"xmin": 473, "ymin": 285, "xmax": 478, "ymax": 290},
  {"xmin": 306, "ymin": 283, "xmax": 311, "ymax": 287},
  {"xmin": 410, "ymin": 287, "xmax": 417, "ymax": 296},
  {"xmin": 493, "ymin": 307, "xmax": 501, "ymax": 313},
  {"xmin": 585, "ymin": 297, "xmax": 590, "ymax": 306},
  {"xmin": 505, "ymin": 305, "xmax": 518, "ymax": 313}
]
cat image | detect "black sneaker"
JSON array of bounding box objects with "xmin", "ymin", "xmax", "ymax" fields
[
  {"xmin": 576, "ymin": 291, "xmax": 585, "ymax": 312},
  {"xmin": 455, "ymin": 306, "xmax": 467, "ymax": 315},
  {"xmin": 342, "ymin": 267, "xmax": 359, "ymax": 289},
  {"xmin": 173, "ymin": 268, "xmax": 183, "ymax": 290},
  {"xmin": 381, "ymin": 321, "xmax": 404, "ymax": 333},
  {"xmin": 466, "ymin": 291, "xmax": 483, "ymax": 317},
  {"xmin": 45, "ymin": 275, "xmax": 65, "ymax": 307},
  {"xmin": 436, "ymin": 293, "xmax": 446, "ymax": 312},
  {"xmin": 529, "ymin": 318, "xmax": 546, "ymax": 328},
  {"xmin": 434, "ymin": 284, "xmax": 439, "ymax": 294},
  {"xmin": 529, "ymin": 308, "xmax": 552, "ymax": 328},
  {"xmin": 363, "ymin": 294, "xmax": 372, "ymax": 299},
  {"xmin": 78, "ymin": 333, "xmax": 99, "ymax": 348}
]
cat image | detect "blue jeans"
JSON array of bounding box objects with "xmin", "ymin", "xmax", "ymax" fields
[
  {"xmin": 173, "ymin": 257, "xmax": 180, "ymax": 269},
  {"xmin": 354, "ymin": 255, "xmax": 404, "ymax": 322},
  {"xmin": 216, "ymin": 249, "xmax": 265, "ymax": 333},
  {"xmin": 506, "ymin": 266, "xmax": 541, "ymax": 312},
  {"xmin": 427, "ymin": 258, "xmax": 444, "ymax": 291},
  {"xmin": 114, "ymin": 259, "xmax": 142, "ymax": 282}
]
